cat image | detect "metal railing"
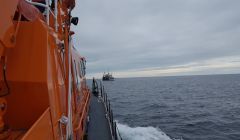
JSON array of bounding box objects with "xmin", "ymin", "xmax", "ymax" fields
[
  {"xmin": 25, "ymin": 0, "xmax": 58, "ymax": 32},
  {"xmin": 66, "ymin": 37, "xmax": 73, "ymax": 139},
  {"xmin": 92, "ymin": 79, "xmax": 123, "ymax": 140}
]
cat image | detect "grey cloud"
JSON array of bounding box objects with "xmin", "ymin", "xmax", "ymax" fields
[{"xmin": 72, "ymin": 0, "xmax": 240, "ymax": 77}]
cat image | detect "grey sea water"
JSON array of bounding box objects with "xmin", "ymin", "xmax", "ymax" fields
[{"xmin": 100, "ymin": 74, "xmax": 240, "ymax": 140}]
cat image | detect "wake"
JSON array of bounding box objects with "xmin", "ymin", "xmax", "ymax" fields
[{"xmin": 117, "ymin": 123, "xmax": 174, "ymax": 140}]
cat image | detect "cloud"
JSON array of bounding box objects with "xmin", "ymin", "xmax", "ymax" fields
[
  {"xmin": 72, "ymin": 0, "xmax": 240, "ymax": 78},
  {"xmin": 88, "ymin": 56, "xmax": 240, "ymax": 78}
]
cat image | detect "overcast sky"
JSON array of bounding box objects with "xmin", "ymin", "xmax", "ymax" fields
[{"xmin": 72, "ymin": 0, "xmax": 240, "ymax": 78}]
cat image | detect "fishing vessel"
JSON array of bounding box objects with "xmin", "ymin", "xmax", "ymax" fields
[
  {"xmin": 0, "ymin": 0, "xmax": 121, "ymax": 139},
  {"xmin": 102, "ymin": 73, "xmax": 115, "ymax": 81}
]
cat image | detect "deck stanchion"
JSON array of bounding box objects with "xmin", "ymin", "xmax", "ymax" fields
[
  {"xmin": 111, "ymin": 110, "xmax": 114, "ymax": 137},
  {"xmin": 108, "ymin": 102, "xmax": 111, "ymax": 115},
  {"xmin": 100, "ymin": 84, "xmax": 103, "ymax": 98},
  {"xmin": 111, "ymin": 110, "xmax": 113, "ymax": 125},
  {"xmin": 103, "ymin": 90, "xmax": 105, "ymax": 101},
  {"xmin": 102, "ymin": 87, "xmax": 105, "ymax": 102},
  {"xmin": 114, "ymin": 122, "xmax": 117, "ymax": 140},
  {"xmin": 103, "ymin": 92, "xmax": 105, "ymax": 102},
  {"xmin": 106, "ymin": 100, "xmax": 108, "ymax": 112},
  {"xmin": 109, "ymin": 110, "xmax": 112, "ymax": 123},
  {"xmin": 106, "ymin": 100, "xmax": 109, "ymax": 112},
  {"xmin": 106, "ymin": 94, "xmax": 108, "ymax": 104},
  {"xmin": 94, "ymin": 82, "xmax": 123, "ymax": 140},
  {"xmin": 104, "ymin": 93, "xmax": 107, "ymax": 107}
]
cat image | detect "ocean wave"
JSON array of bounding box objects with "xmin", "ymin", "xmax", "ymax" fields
[{"xmin": 117, "ymin": 123, "xmax": 174, "ymax": 140}]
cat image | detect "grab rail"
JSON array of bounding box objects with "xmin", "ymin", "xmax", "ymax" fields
[
  {"xmin": 66, "ymin": 36, "xmax": 73, "ymax": 139},
  {"xmin": 115, "ymin": 123, "xmax": 123, "ymax": 140},
  {"xmin": 24, "ymin": 0, "xmax": 58, "ymax": 32},
  {"xmin": 93, "ymin": 79, "xmax": 123, "ymax": 140}
]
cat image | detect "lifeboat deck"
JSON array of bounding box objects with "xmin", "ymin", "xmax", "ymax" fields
[{"xmin": 87, "ymin": 95, "xmax": 112, "ymax": 140}]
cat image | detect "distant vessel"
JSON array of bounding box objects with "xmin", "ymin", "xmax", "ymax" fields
[{"xmin": 102, "ymin": 72, "xmax": 115, "ymax": 81}]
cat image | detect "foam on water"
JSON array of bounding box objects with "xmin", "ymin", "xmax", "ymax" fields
[{"xmin": 117, "ymin": 123, "xmax": 173, "ymax": 140}]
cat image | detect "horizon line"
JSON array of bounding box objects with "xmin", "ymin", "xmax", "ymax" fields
[{"xmin": 86, "ymin": 73, "xmax": 240, "ymax": 80}]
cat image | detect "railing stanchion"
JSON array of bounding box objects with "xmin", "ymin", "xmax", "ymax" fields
[{"xmin": 54, "ymin": 0, "xmax": 58, "ymax": 32}]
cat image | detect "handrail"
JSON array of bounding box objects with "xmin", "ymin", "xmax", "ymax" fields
[
  {"xmin": 95, "ymin": 80, "xmax": 123, "ymax": 140},
  {"xmin": 73, "ymin": 90, "xmax": 90, "ymax": 131},
  {"xmin": 54, "ymin": 0, "xmax": 58, "ymax": 31},
  {"xmin": 24, "ymin": 0, "xmax": 50, "ymax": 24},
  {"xmin": 116, "ymin": 124, "xmax": 123, "ymax": 140},
  {"xmin": 24, "ymin": 0, "xmax": 58, "ymax": 32},
  {"xmin": 66, "ymin": 36, "xmax": 73, "ymax": 139},
  {"xmin": 25, "ymin": 1, "xmax": 48, "ymax": 8}
]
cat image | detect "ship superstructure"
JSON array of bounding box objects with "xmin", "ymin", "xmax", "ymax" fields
[
  {"xmin": 0, "ymin": 0, "xmax": 121, "ymax": 139},
  {"xmin": 102, "ymin": 73, "xmax": 115, "ymax": 81}
]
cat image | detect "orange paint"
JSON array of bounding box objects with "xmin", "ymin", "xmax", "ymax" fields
[{"xmin": 0, "ymin": 0, "xmax": 90, "ymax": 139}]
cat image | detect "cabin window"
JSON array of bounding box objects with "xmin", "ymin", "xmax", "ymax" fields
[
  {"xmin": 83, "ymin": 60, "xmax": 86, "ymax": 76},
  {"xmin": 74, "ymin": 60, "xmax": 79, "ymax": 85},
  {"xmin": 78, "ymin": 62, "xmax": 82, "ymax": 78},
  {"xmin": 80, "ymin": 60, "xmax": 84, "ymax": 77}
]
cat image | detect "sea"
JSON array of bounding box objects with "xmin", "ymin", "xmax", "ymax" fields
[{"xmin": 99, "ymin": 74, "xmax": 240, "ymax": 140}]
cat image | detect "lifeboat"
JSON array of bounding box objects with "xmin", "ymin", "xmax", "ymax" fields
[{"xmin": 0, "ymin": 0, "xmax": 121, "ymax": 140}]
